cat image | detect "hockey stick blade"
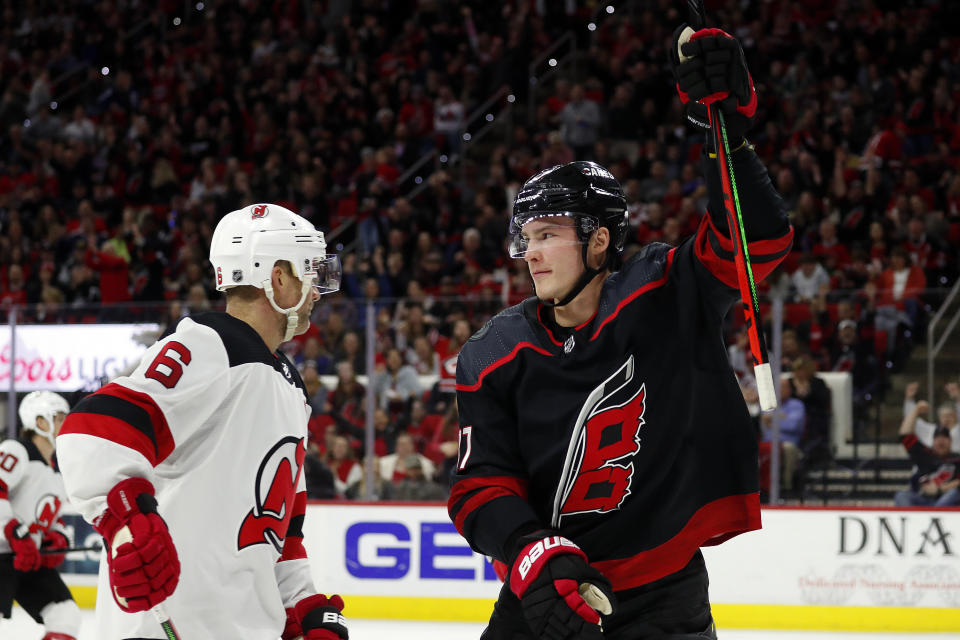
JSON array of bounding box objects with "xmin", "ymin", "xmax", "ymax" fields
[
  {"xmin": 113, "ymin": 526, "xmax": 183, "ymax": 640},
  {"xmin": 579, "ymin": 582, "xmax": 613, "ymax": 616}
]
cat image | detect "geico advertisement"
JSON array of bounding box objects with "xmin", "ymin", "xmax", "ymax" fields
[
  {"xmin": 301, "ymin": 503, "xmax": 502, "ymax": 599},
  {"xmin": 703, "ymin": 508, "xmax": 960, "ymax": 608},
  {"xmin": 0, "ymin": 323, "xmax": 160, "ymax": 391},
  {"xmin": 62, "ymin": 504, "xmax": 959, "ymax": 609}
]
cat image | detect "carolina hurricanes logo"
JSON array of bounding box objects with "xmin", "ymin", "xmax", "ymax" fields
[
  {"xmin": 552, "ymin": 356, "xmax": 645, "ymax": 526},
  {"xmin": 237, "ymin": 436, "xmax": 306, "ymax": 553},
  {"xmin": 251, "ymin": 204, "xmax": 269, "ymax": 219},
  {"xmin": 29, "ymin": 494, "xmax": 62, "ymax": 535}
]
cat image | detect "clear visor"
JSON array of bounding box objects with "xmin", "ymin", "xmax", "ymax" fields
[
  {"xmin": 303, "ymin": 254, "xmax": 342, "ymax": 295},
  {"xmin": 508, "ymin": 213, "xmax": 589, "ymax": 258}
]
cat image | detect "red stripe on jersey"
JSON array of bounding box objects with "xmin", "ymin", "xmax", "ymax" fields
[
  {"xmin": 60, "ymin": 383, "xmax": 175, "ymax": 466},
  {"xmin": 693, "ymin": 214, "xmax": 793, "ymax": 289},
  {"xmin": 901, "ymin": 434, "xmax": 918, "ymax": 450},
  {"xmin": 536, "ymin": 305, "xmax": 563, "ymax": 346},
  {"xmin": 280, "ymin": 493, "xmax": 308, "ymax": 561},
  {"xmin": 60, "ymin": 412, "xmax": 160, "ymax": 466},
  {"xmin": 455, "ymin": 343, "xmax": 553, "ymax": 392},
  {"xmin": 453, "ymin": 486, "xmax": 525, "ymax": 536},
  {"xmin": 448, "ymin": 475, "xmax": 528, "ymax": 535},
  {"xmin": 590, "ymin": 248, "xmax": 676, "ymax": 341},
  {"xmin": 591, "ymin": 492, "xmax": 761, "ymax": 590},
  {"xmin": 280, "ymin": 535, "xmax": 308, "ymax": 561},
  {"xmin": 0, "ymin": 478, "xmax": 8, "ymax": 500}
]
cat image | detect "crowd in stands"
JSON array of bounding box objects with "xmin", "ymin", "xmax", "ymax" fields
[{"xmin": 1, "ymin": 1, "xmax": 959, "ymax": 501}]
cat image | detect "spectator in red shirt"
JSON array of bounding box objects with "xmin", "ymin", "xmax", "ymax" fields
[
  {"xmin": 0, "ymin": 264, "xmax": 27, "ymax": 306},
  {"xmin": 812, "ymin": 219, "xmax": 850, "ymax": 270},
  {"xmin": 874, "ymin": 247, "xmax": 926, "ymax": 356},
  {"xmin": 84, "ymin": 238, "xmax": 130, "ymax": 304}
]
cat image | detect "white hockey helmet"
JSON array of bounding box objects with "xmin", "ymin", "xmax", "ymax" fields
[
  {"xmin": 209, "ymin": 203, "xmax": 341, "ymax": 341},
  {"xmin": 19, "ymin": 390, "xmax": 70, "ymax": 447}
]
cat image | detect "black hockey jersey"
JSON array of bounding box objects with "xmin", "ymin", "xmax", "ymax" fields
[{"xmin": 448, "ymin": 148, "xmax": 793, "ymax": 592}]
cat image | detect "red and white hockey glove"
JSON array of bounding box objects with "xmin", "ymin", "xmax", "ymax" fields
[
  {"xmin": 93, "ymin": 477, "xmax": 180, "ymax": 612},
  {"xmin": 508, "ymin": 532, "xmax": 615, "ymax": 640},
  {"xmin": 283, "ymin": 594, "xmax": 348, "ymax": 640},
  {"xmin": 40, "ymin": 528, "xmax": 70, "ymax": 568},
  {"xmin": 4, "ymin": 519, "xmax": 42, "ymax": 571}
]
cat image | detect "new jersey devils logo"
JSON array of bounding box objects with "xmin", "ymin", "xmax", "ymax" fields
[
  {"xmin": 552, "ymin": 356, "xmax": 645, "ymax": 526},
  {"xmin": 251, "ymin": 204, "xmax": 269, "ymax": 219},
  {"xmin": 237, "ymin": 436, "xmax": 306, "ymax": 553},
  {"xmin": 29, "ymin": 494, "xmax": 62, "ymax": 535}
]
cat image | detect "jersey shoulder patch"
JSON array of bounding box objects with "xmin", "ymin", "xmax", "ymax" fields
[
  {"xmin": 611, "ymin": 242, "xmax": 673, "ymax": 291},
  {"xmin": 458, "ymin": 300, "xmax": 539, "ymax": 386}
]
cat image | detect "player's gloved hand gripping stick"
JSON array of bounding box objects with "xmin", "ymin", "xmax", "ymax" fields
[
  {"xmin": 507, "ymin": 531, "xmax": 615, "ymax": 640},
  {"xmin": 94, "ymin": 477, "xmax": 182, "ymax": 640},
  {"xmin": 672, "ymin": 0, "xmax": 777, "ymax": 410},
  {"xmin": 282, "ymin": 593, "xmax": 349, "ymax": 640}
]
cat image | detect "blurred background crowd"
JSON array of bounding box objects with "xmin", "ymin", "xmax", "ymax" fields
[{"xmin": 1, "ymin": 0, "xmax": 958, "ymax": 503}]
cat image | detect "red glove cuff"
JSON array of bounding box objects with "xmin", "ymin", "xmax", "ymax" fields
[
  {"xmin": 508, "ymin": 535, "xmax": 587, "ymax": 599},
  {"xmin": 94, "ymin": 477, "xmax": 156, "ymax": 541}
]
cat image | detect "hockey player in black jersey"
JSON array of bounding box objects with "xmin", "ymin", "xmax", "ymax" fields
[{"xmin": 448, "ymin": 26, "xmax": 793, "ymax": 640}]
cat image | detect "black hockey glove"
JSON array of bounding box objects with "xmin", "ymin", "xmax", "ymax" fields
[
  {"xmin": 293, "ymin": 593, "xmax": 348, "ymax": 640},
  {"xmin": 670, "ymin": 25, "xmax": 757, "ymax": 145},
  {"xmin": 507, "ymin": 531, "xmax": 615, "ymax": 640}
]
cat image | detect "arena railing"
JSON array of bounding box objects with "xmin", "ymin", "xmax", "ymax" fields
[{"xmin": 1, "ymin": 285, "xmax": 955, "ymax": 503}]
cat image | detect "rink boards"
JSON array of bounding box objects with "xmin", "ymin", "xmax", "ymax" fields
[{"xmin": 59, "ymin": 503, "xmax": 960, "ymax": 633}]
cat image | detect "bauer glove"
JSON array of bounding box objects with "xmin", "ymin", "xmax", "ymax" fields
[
  {"xmin": 670, "ymin": 24, "xmax": 757, "ymax": 145},
  {"xmin": 94, "ymin": 477, "xmax": 179, "ymax": 612},
  {"xmin": 282, "ymin": 593, "xmax": 348, "ymax": 640},
  {"xmin": 507, "ymin": 531, "xmax": 615, "ymax": 640},
  {"xmin": 4, "ymin": 519, "xmax": 42, "ymax": 571}
]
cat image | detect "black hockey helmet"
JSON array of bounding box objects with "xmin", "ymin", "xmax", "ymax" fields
[
  {"xmin": 510, "ymin": 160, "xmax": 628, "ymax": 263},
  {"xmin": 510, "ymin": 161, "xmax": 628, "ymax": 307}
]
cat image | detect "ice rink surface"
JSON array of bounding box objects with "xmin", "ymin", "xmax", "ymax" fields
[{"xmin": 2, "ymin": 608, "xmax": 956, "ymax": 640}]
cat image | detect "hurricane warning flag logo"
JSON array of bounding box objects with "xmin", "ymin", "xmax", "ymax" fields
[{"xmin": 552, "ymin": 356, "xmax": 645, "ymax": 525}]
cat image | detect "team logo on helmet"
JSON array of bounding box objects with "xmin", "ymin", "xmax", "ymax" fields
[
  {"xmin": 237, "ymin": 436, "xmax": 306, "ymax": 553},
  {"xmin": 232, "ymin": 269, "xmax": 243, "ymax": 283},
  {"xmin": 251, "ymin": 204, "xmax": 269, "ymax": 219},
  {"xmin": 581, "ymin": 165, "xmax": 614, "ymax": 179}
]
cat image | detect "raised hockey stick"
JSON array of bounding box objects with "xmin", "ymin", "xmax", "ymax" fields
[
  {"xmin": 0, "ymin": 543, "xmax": 103, "ymax": 559},
  {"xmin": 113, "ymin": 526, "xmax": 183, "ymax": 640},
  {"xmin": 684, "ymin": 0, "xmax": 777, "ymax": 410}
]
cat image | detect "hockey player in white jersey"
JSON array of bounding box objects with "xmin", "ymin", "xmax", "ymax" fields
[
  {"xmin": 56, "ymin": 203, "xmax": 348, "ymax": 639},
  {"xmin": 1, "ymin": 391, "xmax": 81, "ymax": 640}
]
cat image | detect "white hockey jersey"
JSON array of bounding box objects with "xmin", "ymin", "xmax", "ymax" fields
[
  {"xmin": 0, "ymin": 437, "xmax": 69, "ymax": 552},
  {"xmin": 57, "ymin": 312, "xmax": 319, "ymax": 639}
]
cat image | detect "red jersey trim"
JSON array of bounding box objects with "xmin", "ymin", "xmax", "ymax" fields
[
  {"xmin": 536, "ymin": 305, "xmax": 564, "ymax": 347},
  {"xmin": 448, "ymin": 475, "xmax": 529, "ymax": 535},
  {"xmin": 59, "ymin": 413, "xmax": 160, "ymax": 467},
  {"xmin": 591, "ymin": 492, "xmax": 761, "ymax": 591},
  {"xmin": 693, "ymin": 215, "xmax": 794, "ymax": 289},
  {"xmin": 60, "ymin": 383, "xmax": 175, "ymax": 466},
  {"xmin": 456, "ymin": 343, "xmax": 553, "ymax": 392},
  {"xmin": 0, "ymin": 478, "xmax": 8, "ymax": 500},
  {"xmin": 590, "ymin": 247, "xmax": 676, "ymax": 342}
]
